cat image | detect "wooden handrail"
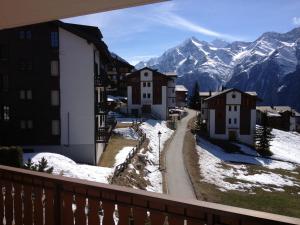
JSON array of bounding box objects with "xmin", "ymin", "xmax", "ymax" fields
[{"xmin": 0, "ymin": 165, "xmax": 300, "ymax": 225}]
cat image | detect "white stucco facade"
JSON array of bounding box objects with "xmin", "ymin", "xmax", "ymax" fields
[
  {"xmin": 127, "ymin": 69, "xmax": 172, "ymax": 120},
  {"xmin": 207, "ymin": 90, "xmax": 256, "ymax": 146}
]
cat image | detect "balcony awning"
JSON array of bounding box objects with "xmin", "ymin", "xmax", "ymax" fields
[{"xmin": 0, "ymin": 0, "xmax": 166, "ymax": 29}]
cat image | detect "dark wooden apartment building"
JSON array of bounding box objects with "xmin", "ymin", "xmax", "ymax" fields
[
  {"xmin": 0, "ymin": 20, "xmax": 112, "ymax": 165},
  {"xmin": 106, "ymin": 53, "xmax": 134, "ymax": 96}
]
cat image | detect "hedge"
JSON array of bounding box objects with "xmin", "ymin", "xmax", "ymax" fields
[{"xmin": 0, "ymin": 146, "xmax": 23, "ymax": 167}]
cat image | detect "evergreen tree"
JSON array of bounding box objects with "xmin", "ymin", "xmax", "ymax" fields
[
  {"xmin": 24, "ymin": 157, "xmax": 53, "ymax": 174},
  {"xmin": 255, "ymin": 112, "xmax": 274, "ymax": 156},
  {"xmin": 189, "ymin": 82, "xmax": 201, "ymax": 109}
]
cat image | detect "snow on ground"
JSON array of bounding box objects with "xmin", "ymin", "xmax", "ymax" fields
[
  {"xmin": 113, "ymin": 127, "xmax": 139, "ymax": 140},
  {"xmin": 196, "ymin": 137, "xmax": 300, "ymax": 192},
  {"xmin": 237, "ymin": 128, "xmax": 300, "ymax": 165},
  {"xmin": 269, "ymin": 128, "xmax": 300, "ymax": 164},
  {"xmin": 24, "ymin": 153, "xmax": 112, "ymax": 183},
  {"xmin": 114, "ymin": 146, "xmax": 135, "ymax": 167},
  {"xmin": 139, "ymin": 119, "xmax": 174, "ymax": 193}
]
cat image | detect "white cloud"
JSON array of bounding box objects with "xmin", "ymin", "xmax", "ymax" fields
[
  {"xmin": 293, "ymin": 17, "xmax": 300, "ymax": 26},
  {"xmin": 146, "ymin": 2, "xmax": 241, "ymax": 41}
]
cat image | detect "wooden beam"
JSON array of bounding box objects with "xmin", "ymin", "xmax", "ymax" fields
[{"xmin": 0, "ymin": 0, "xmax": 167, "ymax": 29}]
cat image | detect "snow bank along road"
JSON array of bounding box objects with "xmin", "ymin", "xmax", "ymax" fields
[{"xmin": 165, "ymin": 108, "xmax": 197, "ymax": 199}]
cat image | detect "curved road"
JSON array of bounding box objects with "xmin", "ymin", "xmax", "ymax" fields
[{"xmin": 165, "ymin": 108, "xmax": 197, "ymax": 199}]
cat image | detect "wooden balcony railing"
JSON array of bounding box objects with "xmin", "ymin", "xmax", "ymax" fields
[{"xmin": 1, "ymin": 165, "xmax": 300, "ymax": 225}]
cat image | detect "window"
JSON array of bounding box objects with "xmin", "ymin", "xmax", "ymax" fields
[
  {"xmin": 94, "ymin": 62, "xmax": 99, "ymax": 76},
  {"xmin": 229, "ymin": 106, "xmax": 231, "ymax": 111},
  {"xmin": 147, "ymin": 93, "xmax": 151, "ymax": 98},
  {"xmin": 234, "ymin": 106, "xmax": 237, "ymax": 111},
  {"xmin": 1, "ymin": 75, "xmax": 8, "ymax": 91},
  {"xmin": 20, "ymin": 120, "xmax": 26, "ymax": 129},
  {"xmin": 232, "ymin": 94, "xmax": 236, "ymax": 99},
  {"xmin": 147, "ymin": 82, "xmax": 151, "ymax": 87},
  {"xmin": 143, "ymin": 82, "xmax": 146, "ymax": 87},
  {"xmin": 0, "ymin": 45, "xmax": 8, "ymax": 60},
  {"xmin": 27, "ymin": 120, "xmax": 33, "ymax": 129},
  {"xmin": 19, "ymin": 31, "xmax": 25, "ymax": 39},
  {"xmin": 51, "ymin": 61, "xmax": 59, "ymax": 76},
  {"xmin": 20, "ymin": 89, "xmax": 32, "ymax": 100},
  {"xmin": 26, "ymin": 31, "xmax": 32, "ymax": 40},
  {"xmin": 234, "ymin": 118, "xmax": 237, "ymax": 124},
  {"xmin": 144, "ymin": 72, "xmax": 148, "ymax": 76},
  {"xmin": 52, "ymin": 120, "xmax": 60, "ymax": 135},
  {"xmin": 20, "ymin": 90, "xmax": 25, "ymax": 99},
  {"xmin": 3, "ymin": 106, "xmax": 9, "ymax": 121},
  {"xmin": 51, "ymin": 90, "xmax": 59, "ymax": 106},
  {"xmin": 228, "ymin": 118, "xmax": 231, "ymax": 124},
  {"xmin": 27, "ymin": 90, "xmax": 32, "ymax": 100},
  {"xmin": 143, "ymin": 93, "xmax": 146, "ymax": 98},
  {"xmin": 50, "ymin": 31, "xmax": 59, "ymax": 48},
  {"xmin": 18, "ymin": 60, "xmax": 32, "ymax": 71}
]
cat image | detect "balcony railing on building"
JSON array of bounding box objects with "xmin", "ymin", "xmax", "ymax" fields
[
  {"xmin": 95, "ymin": 116, "xmax": 116, "ymax": 143},
  {"xmin": 0, "ymin": 165, "xmax": 299, "ymax": 225}
]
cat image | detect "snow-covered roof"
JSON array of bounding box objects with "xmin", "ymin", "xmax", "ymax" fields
[
  {"xmin": 199, "ymin": 91, "xmax": 218, "ymax": 97},
  {"xmin": 175, "ymin": 85, "xmax": 188, "ymax": 92},
  {"xmin": 165, "ymin": 72, "xmax": 177, "ymax": 77},
  {"xmin": 256, "ymin": 106, "xmax": 294, "ymax": 115}
]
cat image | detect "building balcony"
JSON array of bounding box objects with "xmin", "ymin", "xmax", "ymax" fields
[
  {"xmin": 94, "ymin": 75, "xmax": 108, "ymax": 87},
  {"xmin": 95, "ymin": 102, "xmax": 108, "ymax": 114},
  {"xmin": 0, "ymin": 165, "xmax": 299, "ymax": 225}
]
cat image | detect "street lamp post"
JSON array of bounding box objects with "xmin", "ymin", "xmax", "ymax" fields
[{"xmin": 158, "ymin": 131, "xmax": 162, "ymax": 170}]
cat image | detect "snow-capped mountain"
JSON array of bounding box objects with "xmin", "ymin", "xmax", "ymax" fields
[{"xmin": 136, "ymin": 28, "xmax": 300, "ymax": 111}]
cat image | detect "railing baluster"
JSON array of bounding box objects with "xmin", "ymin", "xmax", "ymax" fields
[
  {"xmin": 118, "ymin": 205, "xmax": 131, "ymax": 225},
  {"xmin": 44, "ymin": 186, "xmax": 55, "ymax": 225},
  {"xmin": 34, "ymin": 186, "xmax": 43, "ymax": 225},
  {"xmin": 1, "ymin": 184, "xmax": 6, "ymax": 225},
  {"xmin": 74, "ymin": 192, "xmax": 86, "ymax": 225},
  {"xmin": 102, "ymin": 201, "xmax": 115, "ymax": 225},
  {"xmin": 88, "ymin": 198, "xmax": 100, "ymax": 225},
  {"xmin": 62, "ymin": 190, "xmax": 74, "ymax": 225},
  {"xmin": 23, "ymin": 183, "xmax": 33, "ymax": 225},
  {"xmin": 133, "ymin": 207, "xmax": 147, "ymax": 225},
  {"xmin": 150, "ymin": 210, "xmax": 165, "ymax": 225},
  {"xmin": 3, "ymin": 182, "xmax": 13, "ymax": 225}
]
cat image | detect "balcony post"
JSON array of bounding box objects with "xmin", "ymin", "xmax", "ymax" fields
[{"xmin": 54, "ymin": 183, "xmax": 62, "ymax": 225}]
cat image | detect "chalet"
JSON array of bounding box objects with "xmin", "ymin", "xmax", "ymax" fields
[
  {"xmin": 106, "ymin": 53, "xmax": 134, "ymax": 96},
  {"xmin": 0, "ymin": 20, "xmax": 113, "ymax": 165},
  {"xmin": 126, "ymin": 67, "xmax": 176, "ymax": 120},
  {"xmin": 175, "ymin": 85, "xmax": 188, "ymax": 107},
  {"xmin": 202, "ymin": 89, "xmax": 258, "ymax": 146},
  {"xmin": 256, "ymin": 106, "xmax": 297, "ymax": 131}
]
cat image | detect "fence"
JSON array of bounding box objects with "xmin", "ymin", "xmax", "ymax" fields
[
  {"xmin": 111, "ymin": 125, "xmax": 146, "ymax": 183},
  {"xmin": 1, "ymin": 165, "xmax": 299, "ymax": 225}
]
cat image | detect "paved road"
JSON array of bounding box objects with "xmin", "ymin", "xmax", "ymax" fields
[{"xmin": 165, "ymin": 108, "xmax": 197, "ymax": 199}]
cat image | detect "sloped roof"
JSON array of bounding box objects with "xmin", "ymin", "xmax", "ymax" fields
[
  {"xmin": 204, "ymin": 88, "xmax": 258, "ymax": 101},
  {"xmin": 256, "ymin": 106, "xmax": 294, "ymax": 115},
  {"xmin": 126, "ymin": 67, "xmax": 173, "ymax": 80},
  {"xmin": 175, "ymin": 85, "xmax": 188, "ymax": 92}
]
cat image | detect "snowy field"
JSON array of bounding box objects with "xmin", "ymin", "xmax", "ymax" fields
[
  {"xmin": 139, "ymin": 119, "xmax": 174, "ymax": 193},
  {"xmin": 196, "ymin": 128, "xmax": 300, "ymax": 192}
]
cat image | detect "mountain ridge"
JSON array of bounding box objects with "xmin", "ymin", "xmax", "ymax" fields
[{"xmin": 135, "ymin": 27, "xmax": 300, "ymax": 111}]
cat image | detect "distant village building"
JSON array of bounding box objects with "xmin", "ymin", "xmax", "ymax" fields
[
  {"xmin": 106, "ymin": 53, "xmax": 134, "ymax": 96},
  {"xmin": 200, "ymin": 89, "xmax": 259, "ymax": 146},
  {"xmin": 175, "ymin": 85, "xmax": 188, "ymax": 107},
  {"xmin": 126, "ymin": 67, "xmax": 176, "ymax": 120},
  {"xmin": 256, "ymin": 106, "xmax": 297, "ymax": 131},
  {"xmin": 0, "ymin": 21, "xmax": 113, "ymax": 165}
]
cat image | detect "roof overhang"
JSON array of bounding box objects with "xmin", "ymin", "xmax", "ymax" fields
[{"xmin": 0, "ymin": 0, "xmax": 166, "ymax": 29}]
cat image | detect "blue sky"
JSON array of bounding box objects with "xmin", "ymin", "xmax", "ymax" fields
[{"xmin": 64, "ymin": 0, "xmax": 300, "ymax": 65}]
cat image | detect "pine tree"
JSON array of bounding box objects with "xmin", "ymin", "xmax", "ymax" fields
[
  {"xmin": 24, "ymin": 157, "xmax": 53, "ymax": 174},
  {"xmin": 255, "ymin": 113, "xmax": 274, "ymax": 156},
  {"xmin": 189, "ymin": 82, "xmax": 201, "ymax": 109}
]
